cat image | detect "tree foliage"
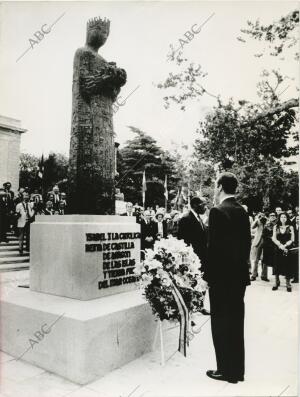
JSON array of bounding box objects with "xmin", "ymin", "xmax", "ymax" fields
[
  {"xmin": 43, "ymin": 153, "xmax": 68, "ymax": 192},
  {"xmin": 117, "ymin": 127, "xmax": 179, "ymax": 207},
  {"xmin": 19, "ymin": 153, "xmax": 40, "ymax": 190},
  {"xmin": 238, "ymin": 9, "xmax": 299, "ymax": 60},
  {"xmin": 195, "ymin": 73, "xmax": 298, "ymax": 169},
  {"xmin": 157, "ymin": 51, "xmax": 219, "ymax": 111},
  {"xmin": 194, "ymin": 73, "xmax": 298, "ymax": 210},
  {"xmin": 19, "ymin": 152, "xmax": 68, "ymax": 193}
]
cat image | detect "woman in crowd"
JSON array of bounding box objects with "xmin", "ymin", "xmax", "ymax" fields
[
  {"xmin": 154, "ymin": 210, "xmax": 168, "ymax": 240},
  {"xmin": 272, "ymin": 212, "xmax": 295, "ymax": 292},
  {"xmin": 292, "ymin": 215, "xmax": 299, "ymax": 283}
]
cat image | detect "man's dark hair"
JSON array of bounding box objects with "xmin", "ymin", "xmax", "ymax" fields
[
  {"xmin": 217, "ymin": 172, "xmax": 238, "ymax": 194},
  {"xmin": 190, "ymin": 196, "xmax": 205, "ymax": 209}
]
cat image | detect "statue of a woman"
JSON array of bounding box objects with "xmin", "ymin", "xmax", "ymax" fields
[{"xmin": 69, "ymin": 17, "xmax": 126, "ymax": 214}]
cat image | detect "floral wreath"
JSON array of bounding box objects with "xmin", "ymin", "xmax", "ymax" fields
[{"xmin": 135, "ymin": 236, "xmax": 207, "ymax": 322}]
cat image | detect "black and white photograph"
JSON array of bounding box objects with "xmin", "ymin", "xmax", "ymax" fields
[{"xmin": 0, "ymin": 1, "xmax": 299, "ymax": 396}]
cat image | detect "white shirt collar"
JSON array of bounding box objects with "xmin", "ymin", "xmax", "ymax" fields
[
  {"xmin": 220, "ymin": 195, "xmax": 235, "ymax": 204},
  {"xmin": 190, "ymin": 209, "xmax": 200, "ymax": 221}
]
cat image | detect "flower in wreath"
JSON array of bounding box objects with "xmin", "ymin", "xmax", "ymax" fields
[{"xmin": 136, "ymin": 235, "xmax": 207, "ymax": 322}]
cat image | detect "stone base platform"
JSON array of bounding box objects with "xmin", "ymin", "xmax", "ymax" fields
[
  {"xmin": 30, "ymin": 215, "xmax": 141, "ymax": 300},
  {"xmin": 0, "ymin": 288, "xmax": 159, "ymax": 384}
]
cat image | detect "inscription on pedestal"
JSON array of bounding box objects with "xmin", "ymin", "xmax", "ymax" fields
[{"xmin": 85, "ymin": 232, "xmax": 140, "ymax": 289}]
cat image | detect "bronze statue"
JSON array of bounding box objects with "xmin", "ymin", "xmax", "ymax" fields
[{"xmin": 69, "ymin": 17, "xmax": 126, "ymax": 214}]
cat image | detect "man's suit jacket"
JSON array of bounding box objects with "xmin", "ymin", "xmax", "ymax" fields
[
  {"xmin": 15, "ymin": 201, "xmax": 35, "ymax": 228},
  {"xmin": 178, "ymin": 211, "xmax": 208, "ymax": 271},
  {"xmin": 207, "ymin": 197, "xmax": 251, "ymax": 286},
  {"xmin": 140, "ymin": 219, "xmax": 156, "ymax": 250},
  {"xmin": 44, "ymin": 209, "xmax": 54, "ymax": 215},
  {"xmin": 121, "ymin": 211, "xmax": 141, "ymax": 224},
  {"xmin": 5, "ymin": 190, "xmax": 15, "ymax": 212},
  {"xmin": 153, "ymin": 220, "xmax": 168, "ymax": 239}
]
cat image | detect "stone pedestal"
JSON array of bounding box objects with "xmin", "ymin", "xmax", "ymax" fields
[
  {"xmin": 30, "ymin": 215, "xmax": 140, "ymax": 300},
  {"xmin": 0, "ymin": 288, "xmax": 157, "ymax": 385},
  {"xmin": 0, "ymin": 215, "xmax": 174, "ymax": 384}
]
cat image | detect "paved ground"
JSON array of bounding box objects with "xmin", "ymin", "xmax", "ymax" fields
[{"xmin": 0, "ymin": 269, "xmax": 298, "ymax": 397}]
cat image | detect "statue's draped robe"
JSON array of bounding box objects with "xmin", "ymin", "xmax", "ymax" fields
[{"xmin": 69, "ymin": 47, "xmax": 117, "ymax": 214}]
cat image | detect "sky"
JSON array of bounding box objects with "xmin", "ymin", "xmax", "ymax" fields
[{"xmin": 0, "ymin": 1, "xmax": 298, "ymax": 157}]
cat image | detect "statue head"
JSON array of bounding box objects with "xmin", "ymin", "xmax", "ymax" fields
[{"xmin": 86, "ymin": 17, "xmax": 110, "ymax": 49}]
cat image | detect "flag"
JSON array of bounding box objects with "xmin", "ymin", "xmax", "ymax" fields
[
  {"xmin": 38, "ymin": 154, "xmax": 44, "ymax": 179},
  {"xmin": 174, "ymin": 187, "xmax": 181, "ymax": 209},
  {"xmin": 164, "ymin": 175, "xmax": 168, "ymax": 201},
  {"xmin": 142, "ymin": 170, "xmax": 147, "ymax": 207}
]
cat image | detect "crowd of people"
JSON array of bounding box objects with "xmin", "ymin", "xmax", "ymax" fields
[
  {"xmin": 0, "ymin": 182, "xmax": 67, "ymax": 253},
  {"xmin": 126, "ymin": 201, "xmax": 299, "ymax": 292},
  {"xmin": 246, "ymin": 206, "xmax": 299, "ymax": 291},
  {"xmin": 0, "ymin": 180, "xmax": 298, "ymax": 291}
]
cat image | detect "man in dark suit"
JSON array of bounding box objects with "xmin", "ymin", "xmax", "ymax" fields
[
  {"xmin": 3, "ymin": 182, "xmax": 15, "ymax": 233},
  {"xmin": 205, "ymin": 172, "xmax": 251, "ymax": 384},
  {"xmin": 140, "ymin": 210, "xmax": 156, "ymax": 252},
  {"xmin": 178, "ymin": 196, "xmax": 210, "ymax": 315},
  {"xmin": 121, "ymin": 202, "xmax": 134, "ymax": 217},
  {"xmin": 0, "ymin": 189, "xmax": 9, "ymax": 242}
]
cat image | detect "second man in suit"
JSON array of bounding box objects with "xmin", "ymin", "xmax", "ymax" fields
[{"xmin": 178, "ymin": 196, "xmax": 210, "ymax": 315}]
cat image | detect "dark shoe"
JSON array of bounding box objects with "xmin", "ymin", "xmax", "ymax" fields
[
  {"xmin": 227, "ymin": 378, "xmax": 238, "ymax": 384},
  {"xmin": 287, "ymin": 286, "xmax": 292, "ymax": 292},
  {"xmin": 261, "ymin": 277, "xmax": 270, "ymax": 282},
  {"xmin": 206, "ymin": 370, "xmax": 227, "ymax": 382},
  {"xmin": 272, "ymin": 285, "xmax": 279, "ymax": 291},
  {"xmin": 250, "ymin": 276, "xmax": 256, "ymax": 281},
  {"xmin": 200, "ymin": 309, "xmax": 210, "ymax": 315}
]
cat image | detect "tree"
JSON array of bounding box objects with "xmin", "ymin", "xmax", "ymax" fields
[
  {"xmin": 117, "ymin": 127, "xmax": 179, "ymax": 207},
  {"xmin": 19, "ymin": 152, "xmax": 69, "ymax": 193},
  {"xmin": 157, "ymin": 51, "xmax": 219, "ymax": 111},
  {"xmin": 166, "ymin": 143, "xmax": 216, "ymax": 205},
  {"xmin": 156, "ymin": 10, "xmax": 299, "ymax": 210},
  {"xmin": 43, "ymin": 153, "xmax": 68, "ymax": 192},
  {"xmin": 238, "ymin": 9, "xmax": 299, "ymax": 122},
  {"xmin": 19, "ymin": 153, "xmax": 40, "ymax": 190},
  {"xmin": 194, "ymin": 84, "xmax": 298, "ymax": 211},
  {"xmin": 238, "ymin": 9, "xmax": 299, "ymax": 60}
]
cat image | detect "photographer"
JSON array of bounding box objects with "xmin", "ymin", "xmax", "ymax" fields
[
  {"xmin": 15, "ymin": 192, "xmax": 35, "ymax": 254},
  {"xmin": 250, "ymin": 213, "xmax": 268, "ymax": 281}
]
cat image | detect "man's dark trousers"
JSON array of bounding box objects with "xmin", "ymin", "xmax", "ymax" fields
[
  {"xmin": 206, "ymin": 197, "xmax": 251, "ymax": 381},
  {"xmin": 209, "ymin": 283, "xmax": 246, "ymax": 380}
]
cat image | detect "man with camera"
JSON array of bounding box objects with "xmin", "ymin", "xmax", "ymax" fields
[
  {"xmin": 250, "ymin": 212, "xmax": 268, "ymax": 281},
  {"xmin": 15, "ymin": 192, "xmax": 35, "ymax": 254}
]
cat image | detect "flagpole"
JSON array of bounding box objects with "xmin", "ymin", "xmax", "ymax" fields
[
  {"xmin": 164, "ymin": 175, "xmax": 168, "ymax": 212},
  {"xmin": 187, "ymin": 180, "xmax": 191, "ymax": 210},
  {"xmin": 38, "ymin": 153, "xmax": 45, "ymax": 199},
  {"xmin": 142, "ymin": 170, "xmax": 146, "ymax": 209}
]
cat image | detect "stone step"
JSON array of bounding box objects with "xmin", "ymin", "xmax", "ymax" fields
[
  {"xmin": 0, "ymin": 241, "xmax": 19, "ymax": 246},
  {"xmin": 0, "ymin": 257, "xmax": 30, "ymax": 265},
  {"xmin": 0, "ymin": 252, "xmax": 29, "ymax": 258},
  {"xmin": 0, "ymin": 264, "xmax": 30, "ymax": 273},
  {"xmin": 0, "ymin": 246, "xmax": 22, "ymax": 252}
]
